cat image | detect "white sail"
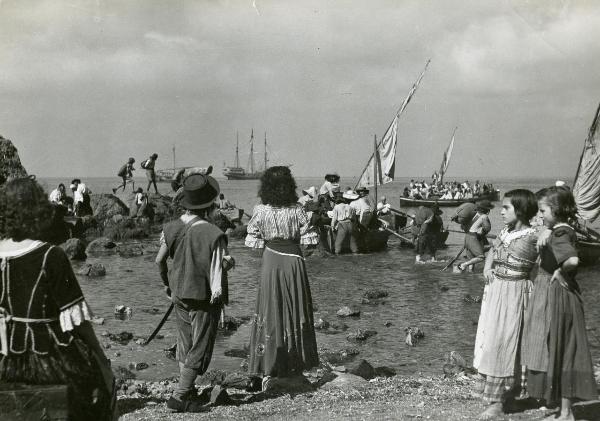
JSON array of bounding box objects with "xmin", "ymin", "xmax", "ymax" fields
[
  {"xmin": 355, "ymin": 60, "xmax": 430, "ymax": 189},
  {"xmin": 439, "ymin": 127, "xmax": 456, "ymax": 181},
  {"xmin": 573, "ymin": 102, "xmax": 600, "ymax": 222}
]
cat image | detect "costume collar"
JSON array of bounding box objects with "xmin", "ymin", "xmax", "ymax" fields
[
  {"xmin": 0, "ymin": 240, "xmax": 45, "ymax": 258},
  {"xmin": 498, "ymin": 226, "xmax": 535, "ymax": 246}
]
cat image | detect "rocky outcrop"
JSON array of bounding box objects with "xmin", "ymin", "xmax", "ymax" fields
[
  {"xmin": 60, "ymin": 238, "xmax": 87, "ymax": 260},
  {"xmin": 90, "ymin": 194, "xmax": 129, "ymax": 225},
  {"xmin": 85, "ymin": 237, "xmax": 117, "ymax": 256},
  {"xmin": 0, "ymin": 136, "xmax": 27, "ymax": 185},
  {"xmin": 336, "ymin": 306, "xmax": 360, "ymax": 317},
  {"xmin": 76, "ymin": 263, "xmax": 106, "ymax": 277}
]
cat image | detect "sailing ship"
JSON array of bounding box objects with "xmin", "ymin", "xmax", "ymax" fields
[
  {"xmin": 222, "ymin": 130, "xmax": 267, "ymax": 180},
  {"xmin": 155, "ymin": 146, "xmax": 209, "ymax": 183},
  {"xmin": 399, "ymin": 128, "xmax": 500, "ymax": 207},
  {"xmin": 572, "ymin": 101, "xmax": 600, "ymax": 266},
  {"xmin": 321, "ymin": 60, "xmax": 431, "ymax": 253}
]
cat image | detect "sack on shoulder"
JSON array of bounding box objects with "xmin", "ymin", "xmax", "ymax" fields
[
  {"xmin": 140, "ymin": 159, "xmax": 149, "ymax": 169},
  {"xmin": 117, "ymin": 164, "xmax": 127, "ymax": 177}
]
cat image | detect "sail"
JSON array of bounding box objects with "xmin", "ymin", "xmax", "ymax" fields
[
  {"xmin": 439, "ymin": 128, "xmax": 456, "ymax": 178},
  {"xmin": 573, "ymin": 102, "xmax": 600, "ymax": 222},
  {"xmin": 355, "ymin": 60, "xmax": 430, "ymax": 189}
]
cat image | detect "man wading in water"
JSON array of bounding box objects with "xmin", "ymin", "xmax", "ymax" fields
[{"xmin": 155, "ymin": 173, "xmax": 234, "ymax": 413}]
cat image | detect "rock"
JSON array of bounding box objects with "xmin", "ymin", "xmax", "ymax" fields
[
  {"xmin": 114, "ymin": 366, "xmax": 136, "ymax": 380},
  {"xmin": 116, "ymin": 244, "xmax": 144, "ymax": 257},
  {"xmin": 61, "ymin": 238, "xmax": 87, "ymax": 260},
  {"xmin": 90, "ymin": 194, "xmax": 130, "ymax": 225},
  {"xmin": 129, "ymin": 362, "xmax": 149, "ymax": 371},
  {"xmin": 329, "ymin": 321, "xmax": 349, "ymax": 331},
  {"xmin": 76, "ymin": 263, "xmax": 106, "ymax": 277},
  {"xmin": 363, "ymin": 289, "xmax": 389, "ymax": 299},
  {"xmin": 346, "ymin": 328, "xmax": 377, "ymax": 342},
  {"xmin": 85, "ymin": 237, "xmax": 117, "ymax": 256},
  {"xmin": 108, "ymin": 331, "xmax": 134, "ymax": 345},
  {"xmin": 140, "ymin": 307, "xmax": 161, "ymax": 314},
  {"xmin": 333, "ymin": 366, "xmax": 347, "ymax": 373},
  {"xmin": 321, "ymin": 373, "xmax": 368, "ymax": 390},
  {"xmin": 224, "ymin": 348, "xmax": 248, "ymax": 359},
  {"xmin": 443, "ymin": 351, "xmax": 476, "ymax": 377},
  {"xmin": 91, "ymin": 317, "xmax": 105, "ymax": 325},
  {"xmin": 336, "ymin": 306, "xmax": 360, "ymax": 317},
  {"xmin": 463, "ymin": 294, "xmax": 482, "ymax": 303},
  {"xmin": 405, "ymin": 327, "xmax": 425, "ymax": 346},
  {"xmin": 384, "ymin": 321, "xmax": 392, "ymax": 327},
  {"xmin": 314, "ymin": 318, "xmax": 330, "ymax": 330},
  {"xmin": 374, "ymin": 366, "xmax": 397, "ymax": 377},
  {"xmin": 319, "ymin": 347, "xmax": 360, "ymax": 365},
  {"xmin": 0, "ymin": 136, "xmax": 28, "ymax": 184},
  {"xmin": 347, "ymin": 359, "xmax": 376, "ymax": 380},
  {"xmin": 114, "ymin": 305, "xmax": 133, "ymax": 317},
  {"xmin": 219, "ymin": 315, "xmax": 248, "ymax": 331},
  {"xmin": 263, "ymin": 376, "xmax": 314, "ymax": 394},
  {"xmin": 439, "ymin": 285, "xmax": 450, "ymax": 292},
  {"xmin": 135, "ymin": 338, "xmax": 145, "ymax": 345}
]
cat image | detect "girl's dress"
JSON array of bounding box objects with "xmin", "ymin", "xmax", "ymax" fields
[
  {"xmin": 473, "ymin": 226, "xmax": 538, "ymax": 403},
  {"xmin": 0, "ymin": 241, "xmax": 114, "ymax": 420},
  {"xmin": 523, "ymin": 224, "xmax": 597, "ymax": 404},
  {"xmin": 245, "ymin": 204, "xmax": 319, "ymax": 377}
]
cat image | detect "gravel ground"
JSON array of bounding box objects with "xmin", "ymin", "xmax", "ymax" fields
[{"xmin": 116, "ymin": 375, "xmax": 600, "ymax": 421}]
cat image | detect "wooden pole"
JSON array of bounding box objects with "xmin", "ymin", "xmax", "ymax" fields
[
  {"xmin": 373, "ymin": 134, "xmax": 378, "ymax": 204},
  {"xmin": 378, "ymin": 218, "xmax": 412, "ymax": 242},
  {"xmin": 441, "ymin": 246, "xmax": 465, "ymax": 271}
]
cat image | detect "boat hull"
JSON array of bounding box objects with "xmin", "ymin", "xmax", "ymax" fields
[
  {"xmin": 320, "ymin": 226, "xmax": 390, "ymax": 254},
  {"xmin": 399, "ymin": 191, "xmax": 500, "ymax": 208},
  {"xmin": 577, "ymin": 239, "xmax": 600, "ymax": 266},
  {"xmin": 224, "ymin": 173, "xmax": 262, "ymax": 180}
]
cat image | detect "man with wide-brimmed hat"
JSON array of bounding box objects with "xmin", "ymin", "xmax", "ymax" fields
[
  {"xmin": 330, "ymin": 190, "xmax": 359, "ymax": 254},
  {"xmin": 155, "ymin": 173, "xmax": 234, "ymax": 413},
  {"xmin": 414, "ymin": 204, "xmax": 444, "ymax": 263},
  {"xmin": 457, "ymin": 199, "xmax": 494, "ymax": 272}
]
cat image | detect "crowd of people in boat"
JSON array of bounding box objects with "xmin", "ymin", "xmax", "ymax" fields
[{"xmin": 403, "ymin": 176, "xmax": 496, "ymax": 200}]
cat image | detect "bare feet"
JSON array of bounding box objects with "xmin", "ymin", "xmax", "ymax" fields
[
  {"xmin": 477, "ymin": 402, "xmax": 503, "ymax": 420},
  {"xmin": 543, "ymin": 410, "xmax": 574, "ymax": 421}
]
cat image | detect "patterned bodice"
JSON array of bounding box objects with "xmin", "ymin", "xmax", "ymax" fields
[{"xmin": 491, "ymin": 227, "xmax": 538, "ymax": 280}]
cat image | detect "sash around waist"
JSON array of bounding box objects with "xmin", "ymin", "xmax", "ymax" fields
[{"xmin": 265, "ymin": 238, "xmax": 303, "ymax": 257}]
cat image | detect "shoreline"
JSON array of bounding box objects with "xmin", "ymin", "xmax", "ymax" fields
[{"xmin": 116, "ymin": 373, "xmax": 600, "ymax": 420}]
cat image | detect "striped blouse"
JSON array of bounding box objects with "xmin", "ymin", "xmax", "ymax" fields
[{"xmin": 245, "ymin": 204, "xmax": 319, "ymax": 248}]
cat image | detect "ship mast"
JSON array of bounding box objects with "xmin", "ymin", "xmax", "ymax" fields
[
  {"xmin": 235, "ymin": 131, "xmax": 240, "ymax": 167},
  {"xmin": 172, "ymin": 145, "xmax": 176, "ymax": 171},
  {"xmin": 250, "ymin": 129, "xmax": 255, "ymax": 173},
  {"xmin": 264, "ymin": 132, "xmax": 268, "ymax": 170}
]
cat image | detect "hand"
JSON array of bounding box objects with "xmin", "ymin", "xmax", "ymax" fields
[
  {"xmin": 536, "ymin": 228, "xmax": 551, "ymax": 251},
  {"xmin": 551, "ymin": 269, "xmax": 570, "ymax": 290},
  {"xmin": 483, "ymin": 269, "xmax": 495, "ymax": 284}
]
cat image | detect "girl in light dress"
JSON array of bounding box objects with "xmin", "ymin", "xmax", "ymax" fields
[{"xmin": 473, "ymin": 189, "xmax": 539, "ymax": 419}]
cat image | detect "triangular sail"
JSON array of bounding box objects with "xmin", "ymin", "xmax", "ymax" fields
[
  {"xmin": 573, "ymin": 102, "xmax": 600, "ymax": 222},
  {"xmin": 355, "ymin": 60, "xmax": 430, "ymax": 189},
  {"xmin": 439, "ymin": 127, "xmax": 457, "ymax": 182}
]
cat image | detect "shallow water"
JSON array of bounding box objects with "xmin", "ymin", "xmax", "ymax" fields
[{"xmin": 40, "ymin": 176, "xmax": 600, "ymax": 380}]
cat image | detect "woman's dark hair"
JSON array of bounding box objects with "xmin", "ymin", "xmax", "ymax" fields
[
  {"xmin": 0, "ymin": 177, "xmax": 53, "ymax": 241},
  {"xmin": 536, "ymin": 186, "xmax": 577, "ymax": 223},
  {"xmin": 58, "ymin": 183, "xmax": 65, "ymax": 190},
  {"xmin": 219, "ymin": 193, "xmax": 225, "ymax": 199},
  {"xmin": 259, "ymin": 166, "xmax": 298, "ymax": 206},
  {"xmin": 504, "ymin": 189, "xmax": 538, "ymax": 224},
  {"xmin": 325, "ymin": 173, "xmax": 340, "ymax": 183},
  {"xmin": 151, "ymin": 153, "xmax": 158, "ymax": 159}
]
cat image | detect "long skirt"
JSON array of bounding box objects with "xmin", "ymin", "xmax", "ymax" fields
[
  {"xmin": 0, "ymin": 338, "xmax": 114, "ymax": 420},
  {"xmin": 248, "ymin": 247, "xmax": 319, "ymax": 377},
  {"xmin": 473, "ymin": 276, "xmax": 531, "ymax": 403},
  {"xmin": 527, "ymin": 281, "xmax": 597, "ymax": 404},
  {"xmin": 522, "ymin": 269, "xmax": 552, "ymax": 372}
]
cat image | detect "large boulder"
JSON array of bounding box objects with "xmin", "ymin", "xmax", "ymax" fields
[
  {"xmin": 347, "ymin": 359, "xmax": 376, "ymax": 380},
  {"xmin": 86, "ymin": 237, "xmax": 117, "ymax": 256},
  {"xmin": 77, "ymin": 263, "xmax": 106, "ymax": 277},
  {"xmin": 60, "ymin": 238, "xmax": 87, "ymax": 260},
  {"xmin": 90, "ymin": 194, "xmax": 129, "ymax": 225},
  {"xmin": 147, "ymin": 194, "xmax": 176, "ymax": 224},
  {"xmin": 0, "ymin": 136, "xmax": 28, "ymax": 185},
  {"xmin": 320, "ymin": 373, "xmax": 368, "ymax": 390}
]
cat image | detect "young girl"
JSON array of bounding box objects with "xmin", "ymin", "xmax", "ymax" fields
[
  {"xmin": 473, "ymin": 189, "xmax": 539, "ymax": 419},
  {"xmin": 522, "ymin": 187, "xmax": 596, "ymax": 420}
]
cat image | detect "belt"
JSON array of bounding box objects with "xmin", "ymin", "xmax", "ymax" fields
[{"xmin": 0, "ymin": 307, "xmax": 57, "ymax": 356}]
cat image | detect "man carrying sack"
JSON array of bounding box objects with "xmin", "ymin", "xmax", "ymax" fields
[{"xmin": 155, "ymin": 173, "xmax": 234, "ymax": 413}]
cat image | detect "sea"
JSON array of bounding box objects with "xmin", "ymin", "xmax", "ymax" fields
[{"xmin": 38, "ymin": 176, "xmax": 600, "ymax": 380}]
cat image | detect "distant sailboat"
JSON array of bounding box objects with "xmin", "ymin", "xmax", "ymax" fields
[
  {"xmin": 223, "ymin": 130, "xmax": 268, "ymax": 180},
  {"xmin": 155, "ymin": 145, "xmax": 209, "ymax": 183}
]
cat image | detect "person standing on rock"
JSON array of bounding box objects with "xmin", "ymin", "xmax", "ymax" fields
[
  {"xmin": 142, "ymin": 153, "xmax": 159, "ymax": 194},
  {"xmin": 113, "ymin": 157, "xmax": 135, "ymax": 194},
  {"xmin": 245, "ymin": 166, "xmax": 319, "ymax": 390},
  {"xmin": 0, "ymin": 177, "xmax": 116, "ymax": 420},
  {"xmin": 155, "ymin": 173, "xmax": 234, "ymax": 413}
]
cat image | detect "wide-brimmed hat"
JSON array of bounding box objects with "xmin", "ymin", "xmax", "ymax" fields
[
  {"xmin": 343, "ymin": 190, "xmax": 359, "ymax": 200},
  {"xmin": 476, "ymin": 199, "xmax": 494, "ymax": 212},
  {"xmin": 180, "ymin": 174, "xmax": 220, "ymax": 210},
  {"xmin": 302, "ymin": 186, "xmax": 318, "ymax": 198}
]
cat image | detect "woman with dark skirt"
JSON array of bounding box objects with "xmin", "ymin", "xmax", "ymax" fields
[
  {"xmin": 0, "ymin": 177, "xmax": 115, "ymax": 420},
  {"xmin": 245, "ymin": 166, "xmax": 319, "ymax": 389}
]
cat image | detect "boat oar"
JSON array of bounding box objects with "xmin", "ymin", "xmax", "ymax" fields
[
  {"xmin": 143, "ymin": 303, "xmax": 174, "ymax": 346},
  {"xmin": 378, "ymin": 218, "xmax": 413, "ymax": 243},
  {"xmin": 444, "ymin": 228, "xmax": 497, "ymax": 239},
  {"xmin": 441, "ymin": 246, "xmax": 465, "ymax": 271},
  {"xmin": 389, "ymin": 207, "xmax": 414, "ymax": 219}
]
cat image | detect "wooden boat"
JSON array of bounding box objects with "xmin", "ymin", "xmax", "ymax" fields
[
  {"xmin": 323, "ymin": 61, "xmax": 430, "ymax": 254},
  {"xmin": 222, "ymin": 130, "xmax": 266, "ymax": 180},
  {"xmin": 154, "ymin": 146, "xmax": 208, "ymax": 183},
  {"xmin": 573, "ymin": 102, "xmax": 600, "ymax": 265},
  {"xmin": 399, "ymin": 190, "xmax": 500, "ymax": 207}
]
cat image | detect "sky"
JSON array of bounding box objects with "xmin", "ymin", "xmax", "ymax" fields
[{"xmin": 1, "ymin": 0, "xmax": 599, "ymax": 180}]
